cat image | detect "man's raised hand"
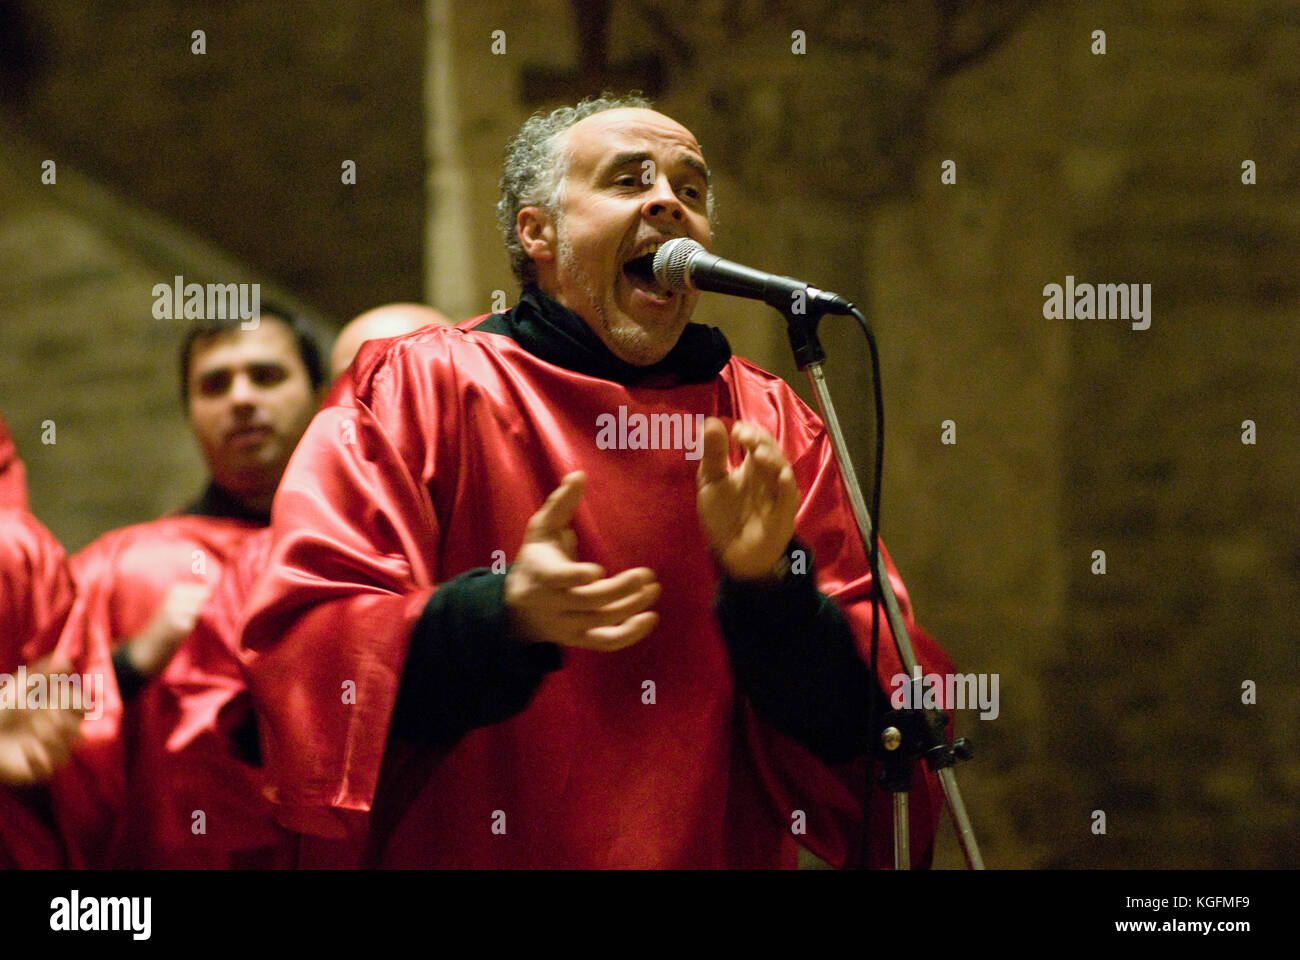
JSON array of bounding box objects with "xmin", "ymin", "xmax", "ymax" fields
[
  {"xmin": 696, "ymin": 418, "xmax": 801, "ymax": 580},
  {"xmin": 126, "ymin": 581, "xmax": 213, "ymax": 678},
  {"xmin": 504, "ymin": 471, "xmax": 660, "ymax": 651},
  {"xmin": 0, "ymin": 694, "xmax": 83, "ymax": 787}
]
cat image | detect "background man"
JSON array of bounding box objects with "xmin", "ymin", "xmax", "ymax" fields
[
  {"xmin": 242, "ymin": 96, "xmax": 954, "ymax": 868},
  {"xmin": 51, "ymin": 309, "xmax": 326, "ymax": 867},
  {"xmin": 106, "ymin": 303, "xmax": 447, "ymax": 868},
  {"xmin": 104, "ymin": 302, "xmax": 444, "ymax": 868},
  {"xmin": 0, "ymin": 429, "xmax": 81, "ymax": 868},
  {"xmin": 329, "ymin": 303, "xmax": 451, "ymax": 381}
]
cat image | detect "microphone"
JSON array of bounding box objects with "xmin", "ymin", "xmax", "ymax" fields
[{"xmin": 652, "ymin": 238, "xmax": 854, "ymax": 316}]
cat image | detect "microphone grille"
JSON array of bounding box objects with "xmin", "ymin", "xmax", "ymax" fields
[{"xmin": 654, "ymin": 238, "xmax": 703, "ymax": 292}]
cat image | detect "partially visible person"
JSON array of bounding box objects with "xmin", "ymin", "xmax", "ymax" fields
[
  {"xmin": 0, "ymin": 419, "xmax": 89, "ymax": 868},
  {"xmin": 50, "ymin": 308, "xmax": 326, "ymax": 867},
  {"xmin": 0, "ymin": 416, "xmax": 29, "ymax": 511},
  {"xmin": 329, "ymin": 303, "xmax": 451, "ymax": 381},
  {"xmin": 104, "ymin": 302, "xmax": 442, "ymax": 867},
  {"xmin": 107, "ymin": 302, "xmax": 442, "ymax": 868},
  {"xmin": 0, "ymin": 507, "xmax": 81, "ymax": 868}
]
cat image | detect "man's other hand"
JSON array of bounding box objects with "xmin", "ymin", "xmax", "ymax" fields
[
  {"xmin": 697, "ymin": 418, "xmax": 800, "ymax": 580},
  {"xmin": 0, "ymin": 695, "xmax": 83, "ymax": 787},
  {"xmin": 505, "ymin": 472, "xmax": 659, "ymax": 651}
]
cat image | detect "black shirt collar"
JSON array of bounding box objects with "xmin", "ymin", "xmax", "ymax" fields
[
  {"xmin": 475, "ymin": 286, "xmax": 731, "ymax": 387},
  {"xmin": 180, "ymin": 481, "xmax": 270, "ymax": 524}
]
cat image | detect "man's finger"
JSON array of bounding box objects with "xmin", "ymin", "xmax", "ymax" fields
[
  {"xmin": 567, "ymin": 567, "xmax": 656, "ymax": 607},
  {"xmin": 580, "ymin": 611, "xmax": 659, "ymax": 652},
  {"xmin": 731, "ymin": 421, "xmax": 773, "ymax": 448},
  {"xmin": 29, "ymin": 710, "xmax": 71, "ymax": 754},
  {"xmin": 524, "ymin": 472, "xmax": 587, "ymax": 541},
  {"xmin": 34, "ymin": 720, "xmax": 74, "ymax": 769},
  {"xmin": 758, "ymin": 440, "xmax": 788, "ymax": 472},
  {"xmin": 537, "ymin": 560, "xmax": 606, "ymax": 589},
  {"xmin": 757, "ymin": 451, "xmax": 791, "ymax": 503},
  {"xmin": 568, "ymin": 581, "xmax": 661, "ymax": 627},
  {"xmin": 18, "ymin": 734, "xmax": 53, "ymax": 784},
  {"xmin": 777, "ymin": 466, "xmax": 801, "ymax": 516},
  {"xmin": 50, "ymin": 706, "xmax": 84, "ymax": 738},
  {"xmin": 697, "ymin": 418, "xmax": 730, "ymax": 486},
  {"xmin": 170, "ymin": 581, "xmax": 213, "ymax": 605}
]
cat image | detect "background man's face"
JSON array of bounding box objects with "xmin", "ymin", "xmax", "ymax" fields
[
  {"xmin": 186, "ymin": 319, "xmax": 317, "ymax": 500},
  {"xmin": 544, "ymin": 108, "xmax": 712, "ymax": 366}
]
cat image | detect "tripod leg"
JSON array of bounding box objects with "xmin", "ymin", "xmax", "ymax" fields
[
  {"xmin": 939, "ymin": 767, "xmax": 986, "ymax": 869},
  {"xmin": 894, "ymin": 791, "xmax": 910, "ymax": 870}
]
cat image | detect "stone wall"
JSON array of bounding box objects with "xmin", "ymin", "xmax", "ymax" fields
[
  {"xmin": 0, "ymin": 117, "xmax": 326, "ymax": 552},
  {"xmin": 7, "ymin": 0, "xmax": 425, "ymax": 321}
]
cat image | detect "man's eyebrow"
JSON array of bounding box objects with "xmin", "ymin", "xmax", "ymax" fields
[
  {"xmin": 601, "ymin": 150, "xmax": 652, "ymax": 174},
  {"xmin": 600, "ymin": 150, "xmax": 711, "ymax": 182},
  {"xmin": 679, "ymin": 154, "xmax": 710, "ymax": 182}
]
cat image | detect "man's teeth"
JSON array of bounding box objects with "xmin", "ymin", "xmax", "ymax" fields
[
  {"xmin": 626, "ymin": 242, "xmax": 665, "ymax": 269},
  {"xmin": 622, "ymin": 242, "xmax": 676, "ymax": 295}
]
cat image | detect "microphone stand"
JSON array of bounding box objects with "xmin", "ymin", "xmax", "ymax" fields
[{"xmin": 779, "ymin": 295, "xmax": 984, "ymax": 870}]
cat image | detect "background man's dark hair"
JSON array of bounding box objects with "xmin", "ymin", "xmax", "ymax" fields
[{"xmin": 178, "ymin": 301, "xmax": 327, "ymax": 405}]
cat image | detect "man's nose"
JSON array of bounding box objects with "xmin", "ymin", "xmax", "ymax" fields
[
  {"xmin": 641, "ymin": 177, "xmax": 685, "ymax": 223},
  {"xmin": 227, "ymin": 372, "xmax": 258, "ymax": 407}
]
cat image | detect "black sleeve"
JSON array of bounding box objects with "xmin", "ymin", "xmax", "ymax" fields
[
  {"xmin": 229, "ymin": 707, "xmax": 262, "ymax": 767},
  {"xmin": 110, "ymin": 646, "xmax": 149, "ymax": 703},
  {"xmin": 715, "ymin": 542, "xmax": 887, "ymax": 765},
  {"xmin": 389, "ymin": 567, "xmax": 563, "ymax": 747}
]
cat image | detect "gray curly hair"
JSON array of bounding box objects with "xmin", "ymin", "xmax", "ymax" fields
[{"xmin": 497, "ymin": 93, "xmax": 713, "ymax": 288}]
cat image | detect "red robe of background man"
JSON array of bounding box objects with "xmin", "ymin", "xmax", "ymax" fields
[
  {"xmin": 241, "ymin": 318, "xmax": 955, "ymax": 868},
  {"xmin": 108, "ymin": 526, "xmax": 293, "ymax": 867},
  {"xmin": 51, "ymin": 510, "xmax": 262, "ymax": 867}
]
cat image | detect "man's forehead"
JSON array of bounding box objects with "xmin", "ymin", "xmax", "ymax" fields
[
  {"xmin": 191, "ymin": 320, "xmax": 295, "ymax": 370},
  {"xmin": 564, "ymin": 108, "xmax": 705, "ymax": 171}
]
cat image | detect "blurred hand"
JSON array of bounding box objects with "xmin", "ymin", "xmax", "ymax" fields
[
  {"xmin": 126, "ymin": 581, "xmax": 212, "ymax": 677},
  {"xmin": 696, "ymin": 418, "xmax": 800, "ymax": 580},
  {"xmin": 505, "ymin": 472, "xmax": 659, "ymax": 651},
  {"xmin": 0, "ymin": 690, "xmax": 83, "ymax": 787}
]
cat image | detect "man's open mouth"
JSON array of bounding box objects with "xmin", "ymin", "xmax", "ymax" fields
[
  {"xmin": 227, "ymin": 425, "xmax": 272, "ymax": 444},
  {"xmin": 622, "ymin": 243, "xmax": 671, "ymax": 296}
]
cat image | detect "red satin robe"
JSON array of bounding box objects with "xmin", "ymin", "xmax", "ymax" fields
[
  {"xmin": 108, "ymin": 526, "xmax": 293, "ymax": 867},
  {"xmin": 0, "ymin": 510, "xmax": 76, "ymax": 868},
  {"xmin": 51, "ymin": 513, "xmax": 262, "ymax": 867},
  {"xmin": 241, "ymin": 322, "xmax": 955, "ymax": 868},
  {"xmin": 0, "ymin": 417, "xmax": 29, "ymax": 511}
]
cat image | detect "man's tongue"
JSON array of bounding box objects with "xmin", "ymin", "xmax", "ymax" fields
[{"xmin": 623, "ymin": 252, "xmax": 664, "ymax": 294}]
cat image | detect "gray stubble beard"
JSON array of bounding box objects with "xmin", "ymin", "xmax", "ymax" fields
[{"xmin": 554, "ymin": 221, "xmax": 682, "ymax": 367}]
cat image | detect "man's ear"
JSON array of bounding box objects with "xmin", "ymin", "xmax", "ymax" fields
[{"xmin": 517, "ymin": 206, "xmax": 557, "ymax": 266}]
